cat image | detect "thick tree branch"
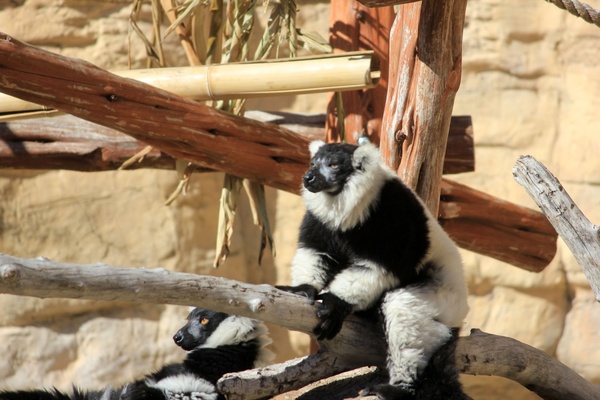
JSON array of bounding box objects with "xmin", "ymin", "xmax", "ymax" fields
[
  {"xmin": 457, "ymin": 330, "xmax": 600, "ymax": 400},
  {"xmin": 1, "ymin": 253, "xmax": 597, "ymax": 400},
  {"xmin": 513, "ymin": 155, "xmax": 600, "ymax": 300},
  {"xmin": 0, "ymin": 33, "xmax": 309, "ymax": 193}
]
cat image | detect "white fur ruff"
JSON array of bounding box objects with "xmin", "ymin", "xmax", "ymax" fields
[
  {"xmin": 146, "ymin": 374, "xmax": 217, "ymax": 400},
  {"xmin": 201, "ymin": 315, "xmax": 274, "ymax": 367},
  {"xmin": 302, "ymin": 143, "xmax": 396, "ymax": 232}
]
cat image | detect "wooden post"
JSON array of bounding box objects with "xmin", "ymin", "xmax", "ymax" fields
[
  {"xmin": 325, "ymin": 0, "xmax": 395, "ymax": 144},
  {"xmin": 380, "ymin": 0, "xmax": 468, "ymax": 213}
]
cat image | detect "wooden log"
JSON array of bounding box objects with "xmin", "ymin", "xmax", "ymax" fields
[
  {"xmin": 325, "ymin": 0, "xmax": 395, "ymax": 144},
  {"xmin": 0, "ymin": 113, "xmax": 472, "ymax": 174},
  {"xmin": 0, "ymin": 33, "xmax": 555, "ymax": 271},
  {"xmin": 0, "ymin": 254, "xmax": 597, "ymax": 400},
  {"xmin": 0, "ymin": 32, "xmax": 309, "ymax": 194},
  {"xmin": 380, "ymin": 0, "xmax": 468, "ymax": 215},
  {"xmin": 440, "ymin": 179, "xmax": 558, "ymax": 272},
  {"xmin": 513, "ymin": 155, "xmax": 600, "ymax": 300}
]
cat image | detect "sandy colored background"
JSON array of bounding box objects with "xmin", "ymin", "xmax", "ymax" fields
[{"xmin": 1, "ymin": 1, "xmax": 600, "ymax": 399}]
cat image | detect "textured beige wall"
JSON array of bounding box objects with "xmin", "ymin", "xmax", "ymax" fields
[{"xmin": 1, "ymin": 0, "xmax": 600, "ymax": 399}]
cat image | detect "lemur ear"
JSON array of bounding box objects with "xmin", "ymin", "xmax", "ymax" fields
[
  {"xmin": 352, "ymin": 142, "xmax": 376, "ymax": 171},
  {"xmin": 309, "ymin": 140, "xmax": 326, "ymax": 157}
]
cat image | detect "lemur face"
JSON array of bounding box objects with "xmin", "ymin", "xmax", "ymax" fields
[
  {"xmin": 303, "ymin": 142, "xmax": 358, "ymax": 195},
  {"xmin": 173, "ymin": 308, "xmax": 229, "ymax": 351}
]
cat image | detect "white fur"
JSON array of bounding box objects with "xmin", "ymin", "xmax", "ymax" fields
[
  {"xmin": 422, "ymin": 211, "xmax": 470, "ymax": 327},
  {"xmin": 146, "ymin": 374, "xmax": 218, "ymax": 400},
  {"xmin": 201, "ymin": 316, "xmax": 274, "ymax": 367},
  {"xmin": 302, "ymin": 142, "xmax": 396, "ymax": 232},
  {"xmin": 380, "ymin": 287, "xmax": 454, "ymax": 385},
  {"xmin": 326, "ymin": 260, "xmax": 400, "ymax": 311},
  {"xmin": 309, "ymin": 140, "xmax": 325, "ymax": 156},
  {"xmin": 291, "ymin": 247, "xmax": 332, "ymax": 289}
]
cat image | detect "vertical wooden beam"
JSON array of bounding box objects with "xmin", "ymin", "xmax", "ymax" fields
[
  {"xmin": 325, "ymin": 0, "xmax": 395, "ymax": 144},
  {"xmin": 380, "ymin": 0, "xmax": 468, "ymax": 213}
]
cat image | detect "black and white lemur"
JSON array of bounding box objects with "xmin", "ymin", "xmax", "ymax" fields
[
  {"xmin": 0, "ymin": 307, "xmax": 273, "ymax": 400},
  {"xmin": 279, "ymin": 141, "xmax": 470, "ymax": 400}
]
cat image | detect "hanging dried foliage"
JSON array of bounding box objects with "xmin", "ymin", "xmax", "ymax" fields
[{"xmin": 128, "ymin": 0, "xmax": 330, "ymax": 268}]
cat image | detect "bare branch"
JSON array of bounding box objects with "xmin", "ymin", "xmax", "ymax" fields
[
  {"xmin": 513, "ymin": 155, "xmax": 600, "ymax": 301},
  {"xmin": 0, "ymin": 112, "xmax": 470, "ymax": 173},
  {"xmin": 0, "ymin": 253, "xmax": 385, "ymax": 367},
  {"xmin": 458, "ymin": 329, "xmax": 600, "ymax": 400},
  {"xmin": 1, "ymin": 253, "xmax": 597, "ymax": 399}
]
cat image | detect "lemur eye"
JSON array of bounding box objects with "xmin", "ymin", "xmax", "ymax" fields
[
  {"xmin": 329, "ymin": 163, "xmax": 339, "ymax": 169},
  {"xmin": 310, "ymin": 162, "xmax": 315, "ymax": 168},
  {"xmin": 201, "ymin": 318, "xmax": 209, "ymax": 325}
]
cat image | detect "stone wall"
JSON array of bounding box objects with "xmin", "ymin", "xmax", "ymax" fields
[{"xmin": 1, "ymin": 1, "xmax": 600, "ymax": 399}]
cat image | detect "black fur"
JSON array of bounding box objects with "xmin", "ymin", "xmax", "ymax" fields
[{"xmin": 0, "ymin": 308, "xmax": 269, "ymax": 400}]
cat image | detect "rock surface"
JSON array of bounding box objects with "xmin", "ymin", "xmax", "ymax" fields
[{"xmin": 1, "ymin": 1, "xmax": 600, "ymax": 399}]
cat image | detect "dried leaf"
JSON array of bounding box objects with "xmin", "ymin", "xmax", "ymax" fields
[
  {"xmin": 164, "ymin": 160, "xmax": 195, "ymax": 205},
  {"xmin": 243, "ymin": 179, "xmax": 276, "ymax": 265},
  {"xmin": 297, "ymin": 29, "xmax": 333, "ymax": 54},
  {"xmin": 119, "ymin": 145, "xmax": 153, "ymax": 170},
  {"xmin": 164, "ymin": 0, "xmax": 203, "ymax": 38},
  {"xmin": 213, "ymin": 174, "xmax": 244, "ymax": 268}
]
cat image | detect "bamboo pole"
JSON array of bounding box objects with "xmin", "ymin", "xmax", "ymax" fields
[{"xmin": 0, "ymin": 51, "xmax": 379, "ymax": 117}]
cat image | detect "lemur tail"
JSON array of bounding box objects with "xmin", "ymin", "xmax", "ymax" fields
[{"xmin": 414, "ymin": 328, "xmax": 472, "ymax": 400}]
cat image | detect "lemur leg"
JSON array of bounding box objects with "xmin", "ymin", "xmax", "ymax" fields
[
  {"xmin": 316, "ymin": 262, "xmax": 399, "ymax": 340},
  {"xmin": 380, "ymin": 286, "xmax": 454, "ymax": 393}
]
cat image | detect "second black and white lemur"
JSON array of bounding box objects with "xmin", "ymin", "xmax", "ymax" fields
[
  {"xmin": 0, "ymin": 307, "xmax": 273, "ymax": 400},
  {"xmin": 278, "ymin": 141, "xmax": 471, "ymax": 400}
]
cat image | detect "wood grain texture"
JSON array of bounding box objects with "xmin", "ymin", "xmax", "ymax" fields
[
  {"xmin": 513, "ymin": 155, "xmax": 600, "ymax": 299},
  {"xmin": 380, "ymin": 0, "xmax": 468, "ymax": 214}
]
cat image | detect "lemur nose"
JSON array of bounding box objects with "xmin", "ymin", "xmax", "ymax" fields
[
  {"xmin": 173, "ymin": 332, "xmax": 183, "ymax": 344},
  {"xmin": 304, "ymin": 171, "xmax": 315, "ymax": 184}
]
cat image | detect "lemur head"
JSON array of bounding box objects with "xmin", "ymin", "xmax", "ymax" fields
[
  {"xmin": 304, "ymin": 140, "xmax": 375, "ymax": 195},
  {"xmin": 302, "ymin": 141, "xmax": 395, "ymax": 231},
  {"xmin": 173, "ymin": 308, "xmax": 273, "ymax": 359}
]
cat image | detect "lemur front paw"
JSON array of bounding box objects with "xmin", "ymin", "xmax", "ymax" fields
[
  {"xmin": 313, "ymin": 292, "xmax": 353, "ymax": 340},
  {"xmin": 275, "ymin": 284, "xmax": 318, "ymax": 304},
  {"xmin": 360, "ymin": 383, "xmax": 416, "ymax": 400}
]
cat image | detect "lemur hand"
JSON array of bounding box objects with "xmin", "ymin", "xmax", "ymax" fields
[{"xmin": 314, "ymin": 292, "xmax": 353, "ymax": 340}]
